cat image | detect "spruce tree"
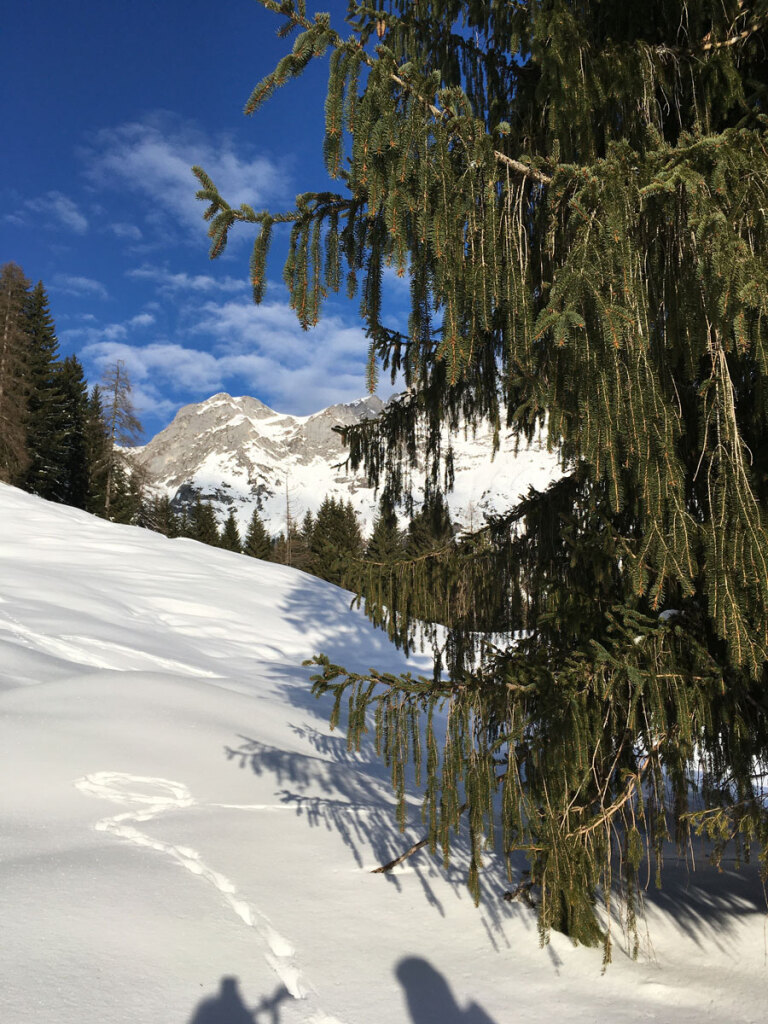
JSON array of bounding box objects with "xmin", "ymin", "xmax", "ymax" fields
[
  {"xmin": 243, "ymin": 506, "xmax": 272, "ymax": 559},
  {"xmin": 220, "ymin": 507, "xmax": 243, "ymax": 552},
  {"xmin": 146, "ymin": 494, "xmax": 180, "ymax": 538},
  {"xmin": 366, "ymin": 493, "xmax": 402, "ymax": 563},
  {"xmin": 0, "ymin": 262, "xmax": 30, "ymax": 485},
  {"xmin": 22, "ymin": 282, "xmax": 69, "ymax": 501},
  {"xmin": 291, "ymin": 509, "xmax": 315, "ymax": 572},
  {"xmin": 84, "ymin": 386, "xmax": 111, "ymax": 515},
  {"xmin": 190, "ymin": 497, "xmax": 221, "ymax": 547},
  {"xmin": 404, "ymin": 491, "xmax": 453, "ymax": 558},
  {"xmin": 58, "ymin": 356, "xmax": 90, "ymax": 509},
  {"xmin": 107, "ymin": 460, "xmax": 144, "ymax": 525},
  {"xmin": 309, "ymin": 495, "xmax": 364, "ymax": 586},
  {"xmin": 196, "ymin": 1, "xmax": 768, "ymax": 952}
]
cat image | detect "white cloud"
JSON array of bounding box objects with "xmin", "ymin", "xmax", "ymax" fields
[
  {"xmin": 108, "ymin": 222, "xmax": 143, "ymax": 240},
  {"xmin": 83, "ymin": 113, "xmax": 288, "ymax": 241},
  {"xmin": 127, "ymin": 264, "xmax": 246, "ymax": 294},
  {"xmin": 60, "ymin": 310, "xmax": 155, "ymax": 347},
  {"xmin": 75, "ymin": 294, "xmax": 384, "ymax": 418},
  {"xmin": 51, "ymin": 274, "xmax": 109, "ymax": 300},
  {"xmin": 26, "ymin": 191, "xmax": 88, "ymax": 233},
  {"xmin": 82, "ymin": 340, "xmax": 224, "ymax": 392},
  {"xmin": 128, "ymin": 313, "xmax": 156, "ymax": 328},
  {"xmin": 63, "ymin": 323, "xmax": 127, "ymax": 345}
]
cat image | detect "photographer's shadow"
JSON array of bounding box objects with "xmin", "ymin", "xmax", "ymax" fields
[
  {"xmin": 188, "ymin": 976, "xmax": 290, "ymax": 1024},
  {"xmin": 396, "ymin": 958, "xmax": 498, "ymax": 1024}
]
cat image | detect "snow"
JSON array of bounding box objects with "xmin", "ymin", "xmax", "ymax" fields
[
  {"xmin": 132, "ymin": 391, "xmax": 564, "ymax": 539},
  {"xmin": 0, "ymin": 483, "xmax": 766, "ymax": 1024}
]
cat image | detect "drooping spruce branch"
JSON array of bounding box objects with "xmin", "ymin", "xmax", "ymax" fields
[{"xmin": 198, "ymin": 1, "xmax": 768, "ymax": 952}]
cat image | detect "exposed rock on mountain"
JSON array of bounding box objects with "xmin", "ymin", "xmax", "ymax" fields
[{"xmin": 131, "ymin": 392, "xmax": 561, "ymax": 536}]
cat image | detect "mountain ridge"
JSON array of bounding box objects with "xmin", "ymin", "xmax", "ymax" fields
[{"xmin": 131, "ymin": 391, "xmax": 561, "ymax": 535}]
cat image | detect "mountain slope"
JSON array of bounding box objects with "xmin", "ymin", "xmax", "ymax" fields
[
  {"xmin": 131, "ymin": 392, "xmax": 562, "ymax": 534},
  {"xmin": 0, "ymin": 484, "xmax": 765, "ymax": 1024}
]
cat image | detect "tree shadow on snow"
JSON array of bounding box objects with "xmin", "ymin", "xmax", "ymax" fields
[
  {"xmin": 396, "ymin": 958, "xmax": 499, "ymax": 1024},
  {"xmin": 224, "ymin": 731, "xmax": 528, "ymax": 950},
  {"xmin": 625, "ymin": 850, "xmax": 767, "ymax": 954},
  {"xmin": 187, "ymin": 976, "xmax": 291, "ymax": 1024}
]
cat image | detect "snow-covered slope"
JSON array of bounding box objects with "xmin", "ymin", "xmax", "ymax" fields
[
  {"xmin": 131, "ymin": 392, "xmax": 562, "ymax": 535},
  {"xmin": 1, "ymin": 484, "xmax": 766, "ymax": 1024}
]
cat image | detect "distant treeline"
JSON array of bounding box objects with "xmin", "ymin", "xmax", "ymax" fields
[{"xmin": 141, "ymin": 487, "xmax": 460, "ymax": 618}]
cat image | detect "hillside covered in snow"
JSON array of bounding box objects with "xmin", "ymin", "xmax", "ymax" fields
[{"xmin": 1, "ymin": 484, "xmax": 766, "ymax": 1024}]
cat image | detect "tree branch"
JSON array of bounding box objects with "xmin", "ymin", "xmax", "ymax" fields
[{"xmin": 258, "ymin": 0, "xmax": 552, "ymax": 186}]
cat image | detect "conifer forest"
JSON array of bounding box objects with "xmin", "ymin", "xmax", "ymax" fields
[{"xmin": 193, "ymin": 0, "xmax": 768, "ymax": 954}]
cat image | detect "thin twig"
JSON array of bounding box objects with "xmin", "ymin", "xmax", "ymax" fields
[
  {"xmin": 372, "ymin": 801, "xmax": 469, "ymax": 872},
  {"xmin": 371, "ymin": 836, "xmax": 429, "ymax": 873}
]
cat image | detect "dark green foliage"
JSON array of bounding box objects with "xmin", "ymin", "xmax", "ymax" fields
[
  {"xmin": 0, "ymin": 268, "xmax": 119, "ymax": 517},
  {"xmin": 220, "ymin": 507, "xmax": 243, "ymax": 552},
  {"xmin": 177, "ymin": 506, "xmax": 191, "ymax": 539},
  {"xmin": 58, "ymin": 356, "xmax": 90, "ymax": 509},
  {"xmin": 84, "ymin": 386, "xmax": 111, "ymax": 516},
  {"xmin": 243, "ymin": 506, "xmax": 273, "ymax": 559},
  {"xmin": 308, "ymin": 495, "xmax": 364, "ymax": 586},
  {"xmin": 198, "ymin": 1, "xmax": 768, "ymax": 953},
  {"xmin": 272, "ymin": 532, "xmax": 289, "ymax": 564},
  {"xmin": 107, "ymin": 462, "xmax": 143, "ymax": 525},
  {"xmin": 289, "ymin": 509, "xmax": 315, "ymax": 571},
  {"xmin": 365, "ymin": 492, "xmax": 402, "ymax": 562},
  {"xmin": 137, "ymin": 494, "xmax": 180, "ymax": 537},
  {"xmin": 405, "ymin": 491, "xmax": 453, "ymax": 557},
  {"xmin": 190, "ymin": 498, "xmax": 221, "ymax": 547},
  {"xmin": 0, "ymin": 262, "xmax": 31, "ymax": 485},
  {"xmin": 22, "ymin": 282, "xmax": 71, "ymax": 500}
]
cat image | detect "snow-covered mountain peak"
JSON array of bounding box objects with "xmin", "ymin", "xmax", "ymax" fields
[{"xmin": 132, "ymin": 390, "xmax": 560, "ymax": 536}]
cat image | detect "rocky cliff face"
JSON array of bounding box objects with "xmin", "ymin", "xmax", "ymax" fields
[{"xmin": 131, "ymin": 392, "xmax": 560, "ymax": 536}]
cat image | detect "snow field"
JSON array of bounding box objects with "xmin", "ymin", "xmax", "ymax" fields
[{"xmin": 0, "ymin": 483, "xmax": 766, "ymax": 1023}]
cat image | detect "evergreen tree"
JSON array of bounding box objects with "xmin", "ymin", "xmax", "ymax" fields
[
  {"xmin": 220, "ymin": 507, "xmax": 243, "ymax": 552},
  {"xmin": 108, "ymin": 460, "xmax": 144, "ymax": 525},
  {"xmin": 272, "ymin": 531, "xmax": 289, "ymax": 564},
  {"xmin": 365, "ymin": 493, "xmax": 402, "ymax": 564},
  {"xmin": 197, "ymin": 1, "xmax": 768, "ymax": 952},
  {"xmin": 309, "ymin": 496, "xmax": 364, "ymax": 586},
  {"xmin": 84, "ymin": 386, "xmax": 111, "ymax": 515},
  {"xmin": 177, "ymin": 505, "xmax": 191, "ymax": 540},
  {"xmin": 101, "ymin": 360, "xmax": 143, "ymax": 518},
  {"xmin": 145, "ymin": 494, "xmax": 180, "ymax": 538},
  {"xmin": 190, "ymin": 497, "xmax": 221, "ymax": 547},
  {"xmin": 0, "ymin": 262, "xmax": 30, "ymax": 485},
  {"xmin": 290, "ymin": 509, "xmax": 315, "ymax": 572},
  {"xmin": 404, "ymin": 491, "xmax": 453, "ymax": 557},
  {"xmin": 58, "ymin": 356, "xmax": 90, "ymax": 509},
  {"xmin": 243, "ymin": 506, "xmax": 272, "ymax": 559},
  {"xmin": 22, "ymin": 282, "xmax": 69, "ymax": 501}
]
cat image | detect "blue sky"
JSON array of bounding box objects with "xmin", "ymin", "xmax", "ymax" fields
[{"xmin": 1, "ymin": 0, "xmax": 408, "ymax": 438}]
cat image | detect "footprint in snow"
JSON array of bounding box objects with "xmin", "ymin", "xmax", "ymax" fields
[{"xmin": 74, "ymin": 770, "xmax": 345, "ymax": 1017}]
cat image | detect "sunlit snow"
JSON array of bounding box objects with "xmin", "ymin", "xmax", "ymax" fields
[{"xmin": 0, "ymin": 484, "xmax": 765, "ymax": 1024}]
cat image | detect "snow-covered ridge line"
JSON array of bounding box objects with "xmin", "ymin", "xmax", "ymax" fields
[{"xmin": 129, "ymin": 390, "xmax": 562, "ymax": 536}]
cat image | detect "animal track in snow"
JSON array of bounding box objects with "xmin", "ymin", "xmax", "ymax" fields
[{"xmin": 74, "ymin": 770, "xmax": 343, "ymax": 1014}]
